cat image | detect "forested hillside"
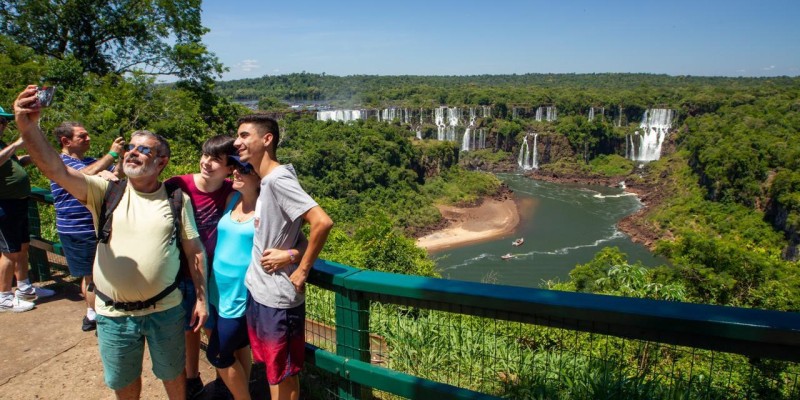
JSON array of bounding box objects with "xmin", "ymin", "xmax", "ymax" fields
[{"xmin": 216, "ymin": 72, "xmax": 800, "ymax": 311}]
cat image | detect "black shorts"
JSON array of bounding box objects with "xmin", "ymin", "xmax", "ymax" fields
[{"xmin": 0, "ymin": 198, "xmax": 30, "ymax": 253}]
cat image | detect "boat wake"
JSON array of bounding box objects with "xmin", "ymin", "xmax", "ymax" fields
[
  {"xmin": 592, "ymin": 192, "xmax": 638, "ymax": 199},
  {"xmin": 530, "ymin": 231, "xmax": 626, "ymax": 255},
  {"xmin": 441, "ymin": 230, "xmax": 626, "ymax": 270},
  {"xmin": 439, "ymin": 253, "xmax": 495, "ymax": 271}
]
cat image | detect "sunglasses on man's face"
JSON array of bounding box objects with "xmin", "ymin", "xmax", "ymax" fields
[{"xmin": 125, "ymin": 144, "xmax": 154, "ymax": 155}]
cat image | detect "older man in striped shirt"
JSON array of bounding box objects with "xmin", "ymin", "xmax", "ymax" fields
[{"xmin": 50, "ymin": 122, "xmax": 124, "ymax": 331}]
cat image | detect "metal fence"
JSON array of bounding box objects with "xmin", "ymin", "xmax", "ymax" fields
[{"xmin": 304, "ymin": 260, "xmax": 800, "ymax": 399}]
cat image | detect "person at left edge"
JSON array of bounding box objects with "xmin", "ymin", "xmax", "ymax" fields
[
  {"xmin": 0, "ymin": 105, "xmax": 54, "ymax": 313},
  {"xmin": 14, "ymin": 85, "xmax": 208, "ymax": 400}
]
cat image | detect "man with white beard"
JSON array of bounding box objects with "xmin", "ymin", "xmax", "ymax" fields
[{"xmin": 14, "ymin": 85, "xmax": 208, "ymax": 400}]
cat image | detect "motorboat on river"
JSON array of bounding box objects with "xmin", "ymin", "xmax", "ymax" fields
[
  {"xmin": 512, "ymin": 237, "xmax": 524, "ymax": 246},
  {"xmin": 501, "ymin": 253, "xmax": 514, "ymax": 260}
]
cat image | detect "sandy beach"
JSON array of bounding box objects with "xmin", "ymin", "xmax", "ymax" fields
[{"xmin": 416, "ymin": 197, "xmax": 519, "ymax": 252}]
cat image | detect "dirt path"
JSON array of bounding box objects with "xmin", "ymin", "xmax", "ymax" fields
[{"xmin": 0, "ymin": 276, "xmax": 220, "ymax": 400}]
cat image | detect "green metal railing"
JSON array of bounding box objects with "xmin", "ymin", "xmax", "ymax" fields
[
  {"xmin": 27, "ymin": 189, "xmax": 800, "ymax": 399},
  {"xmin": 304, "ymin": 259, "xmax": 799, "ymax": 399}
]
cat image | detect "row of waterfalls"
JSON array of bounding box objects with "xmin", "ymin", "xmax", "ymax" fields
[
  {"xmin": 316, "ymin": 105, "xmax": 660, "ymax": 126},
  {"xmin": 509, "ymin": 106, "xmax": 558, "ymax": 121},
  {"xmin": 315, "ymin": 106, "xmax": 674, "ymax": 162},
  {"xmin": 318, "ymin": 106, "xmax": 494, "ymax": 151},
  {"xmin": 515, "ymin": 108, "xmax": 675, "ymax": 169},
  {"xmin": 317, "ymin": 106, "xmax": 493, "ymax": 125}
]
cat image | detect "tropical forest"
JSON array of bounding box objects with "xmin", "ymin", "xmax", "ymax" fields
[{"xmin": 1, "ymin": 1, "xmax": 798, "ymax": 398}]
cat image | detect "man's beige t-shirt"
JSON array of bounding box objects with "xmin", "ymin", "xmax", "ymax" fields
[{"xmin": 84, "ymin": 175, "xmax": 199, "ymax": 317}]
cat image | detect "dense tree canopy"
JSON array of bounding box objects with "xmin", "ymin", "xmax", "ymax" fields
[{"xmin": 0, "ymin": 0, "xmax": 224, "ymax": 82}]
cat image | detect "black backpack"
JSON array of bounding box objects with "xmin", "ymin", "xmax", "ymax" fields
[
  {"xmin": 98, "ymin": 179, "xmax": 183, "ymax": 246},
  {"xmin": 90, "ymin": 180, "xmax": 185, "ymax": 311}
]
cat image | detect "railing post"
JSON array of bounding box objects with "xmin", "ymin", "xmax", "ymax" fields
[
  {"xmin": 335, "ymin": 287, "xmax": 370, "ymax": 400},
  {"xmin": 26, "ymin": 198, "xmax": 50, "ymax": 282}
]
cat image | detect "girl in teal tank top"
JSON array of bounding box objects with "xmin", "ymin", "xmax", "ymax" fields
[{"xmin": 206, "ymin": 158, "xmax": 307, "ymax": 398}]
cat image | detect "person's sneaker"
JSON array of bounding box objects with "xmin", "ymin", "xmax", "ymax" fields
[
  {"xmin": 15, "ymin": 286, "xmax": 56, "ymax": 301},
  {"xmin": 81, "ymin": 316, "xmax": 97, "ymax": 332},
  {"xmin": 186, "ymin": 375, "xmax": 205, "ymax": 399},
  {"xmin": 0, "ymin": 296, "xmax": 35, "ymax": 313}
]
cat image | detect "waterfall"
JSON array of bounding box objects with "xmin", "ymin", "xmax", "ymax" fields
[
  {"xmin": 461, "ymin": 128, "xmax": 471, "ymax": 151},
  {"xmin": 461, "ymin": 108, "xmax": 478, "ymax": 151},
  {"xmin": 446, "ymin": 107, "xmax": 460, "ymax": 141},
  {"xmin": 517, "ymin": 133, "xmax": 539, "ymax": 170},
  {"xmin": 546, "ymin": 106, "xmax": 557, "ymax": 122},
  {"xmin": 627, "ymin": 131, "xmax": 637, "ymax": 160},
  {"xmin": 588, "ymin": 107, "xmax": 595, "ymax": 121},
  {"xmin": 535, "ymin": 107, "xmax": 543, "ymax": 121},
  {"xmin": 381, "ymin": 108, "xmax": 399, "ymax": 122},
  {"xmin": 482, "ymin": 106, "xmax": 491, "ymax": 118},
  {"xmin": 518, "ymin": 135, "xmax": 529, "ymax": 168},
  {"xmin": 630, "ymin": 109, "xmax": 674, "ymax": 161},
  {"xmin": 317, "ymin": 109, "xmax": 363, "ymax": 122},
  {"xmin": 435, "ymin": 107, "xmax": 446, "ymax": 141}
]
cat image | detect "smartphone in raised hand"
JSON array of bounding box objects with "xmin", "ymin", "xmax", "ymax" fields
[{"xmin": 35, "ymin": 86, "xmax": 56, "ymax": 108}]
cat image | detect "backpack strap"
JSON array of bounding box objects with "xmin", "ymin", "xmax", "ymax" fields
[
  {"xmin": 163, "ymin": 181, "xmax": 183, "ymax": 247},
  {"xmin": 97, "ymin": 180, "xmax": 128, "ymax": 243}
]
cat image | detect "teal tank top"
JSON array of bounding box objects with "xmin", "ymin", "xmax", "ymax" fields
[{"xmin": 208, "ymin": 192, "xmax": 254, "ymax": 318}]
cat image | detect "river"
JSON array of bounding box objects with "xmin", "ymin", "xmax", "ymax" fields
[{"xmin": 433, "ymin": 173, "xmax": 664, "ymax": 288}]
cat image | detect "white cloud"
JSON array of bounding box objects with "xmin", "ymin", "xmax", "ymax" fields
[
  {"xmin": 763, "ymin": 65, "xmax": 776, "ymax": 71},
  {"xmin": 236, "ymin": 59, "xmax": 261, "ymax": 72}
]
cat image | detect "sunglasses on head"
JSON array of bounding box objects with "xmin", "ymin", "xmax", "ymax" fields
[
  {"xmin": 235, "ymin": 163, "xmax": 253, "ymax": 175},
  {"xmin": 125, "ymin": 144, "xmax": 155, "ymax": 155}
]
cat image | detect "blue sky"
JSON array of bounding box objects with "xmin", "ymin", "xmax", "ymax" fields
[{"xmin": 200, "ymin": 0, "xmax": 800, "ymax": 81}]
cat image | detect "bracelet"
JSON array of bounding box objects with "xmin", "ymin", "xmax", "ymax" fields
[
  {"xmin": 108, "ymin": 151, "xmax": 119, "ymax": 161},
  {"xmin": 288, "ymin": 249, "xmax": 297, "ymax": 263}
]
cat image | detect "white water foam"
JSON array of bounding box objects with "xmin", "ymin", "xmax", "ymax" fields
[
  {"xmin": 438, "ymin": 253, "xmax": 494, "ymax": 271},
  {"xmin": 530, "ymin": 230, "xmax": 626, "ymax": 256},
  {"xmin": 592, "ymin": 192, "xmax": 638, "ymax": 199}
]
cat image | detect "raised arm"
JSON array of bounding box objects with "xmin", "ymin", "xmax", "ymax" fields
[
  {"xmin": 0, "ymin": 137, "xmax": 24, "ymax": 165},
  {"xmin": 14, "ymin": 85, "xmax": 88, "ymax": 202},
  {"xmin": 288, "ymin": 206, "xmax": 333, "ymax": 293},
  {"xmin": 80, "ymin": 137, "xmax": 125, "ymax": 176}
]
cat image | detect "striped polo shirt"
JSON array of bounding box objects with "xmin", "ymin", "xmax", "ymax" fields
[{"xmin": 50, "ymin": 154, "xmax": 110, "ymax": 236}]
